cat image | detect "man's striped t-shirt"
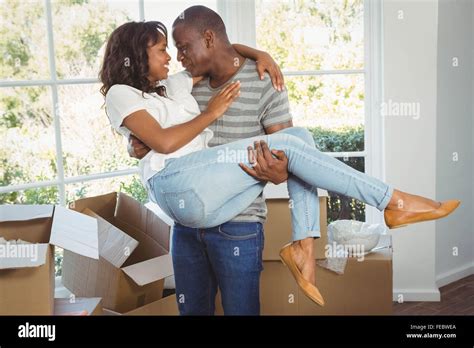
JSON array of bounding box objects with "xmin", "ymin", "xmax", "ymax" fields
[{"xmin": 191, "ymin": 59, "xmax": 292, "ymax": 223}]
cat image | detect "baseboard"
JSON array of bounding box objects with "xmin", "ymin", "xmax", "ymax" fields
[
  {"xmin": 435, "ymin": 261, "xmax": 474, "ymax": 288},
  {"xmin": 392, "ymin": 288, "xmax": 440, "ymax": 302},
  {"xmin": 393, "ymin": 262, "xmax": 474, "ymax": 302}
]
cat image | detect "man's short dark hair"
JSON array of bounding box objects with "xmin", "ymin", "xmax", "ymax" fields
[{"xmin": 173, "ymin": 5, "xmax": 228, "ymax": 41}]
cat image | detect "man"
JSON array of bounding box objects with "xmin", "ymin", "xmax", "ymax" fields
[{"xmin": 130, "ymin": 5, "xmax": 314, "ymax": 315}]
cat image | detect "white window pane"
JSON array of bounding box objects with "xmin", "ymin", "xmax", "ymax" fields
[
  {"xmin": 0, "ymin": 0, "xmax": 50, "ymax": 80},
  {"xmin": 256, "ymin": 0, "xmax": 364, "ymax": 71},
  {"xmin": 144, "ymin": 0, "xmax": 218, "ymax": 74},
  {"xmin": 1, "ymin": 86, "xmax": 57, "ymax": 185},
  {"xmin": 52, "ymin": 0, "xmax": 140, "ymax": 79},
  {"xmin": 57, "ymin": 83, "xmax": 136, "ymax": 178}
]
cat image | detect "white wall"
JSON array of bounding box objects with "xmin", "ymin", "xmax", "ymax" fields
[
  {"xmin": 435, "ymin": 0, "xmax": 474, "ymax": 288},
  {"xmin": 383, "ymin": 0, "xmax": 441, "ymax": 301},
  {"xmin": 218, "ymin": 0, "xmax": 256, "ymax": 46}
]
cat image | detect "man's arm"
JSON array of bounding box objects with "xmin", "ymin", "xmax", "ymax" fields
[{"xmin": 264, "ymin": 120, "xmax": 293, "ymax": 135}]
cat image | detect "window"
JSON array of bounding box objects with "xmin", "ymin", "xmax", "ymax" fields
[
  {"xmin": 255, "ymin": 0, "xmax": 381, "ymax": 222},
  {"xmin": 0, "ymin": 0, "xmax": 219, "ymax": 206}
]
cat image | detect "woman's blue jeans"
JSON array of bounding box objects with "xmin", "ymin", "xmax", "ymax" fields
[{"xmin": 148, "ymin": 127, "xmax": 394, "ymax": 242}]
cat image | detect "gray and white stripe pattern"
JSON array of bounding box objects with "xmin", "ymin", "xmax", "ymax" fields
[{"xmin": 192, "ymin": 59, "xmax": 292, "ymax": 223}]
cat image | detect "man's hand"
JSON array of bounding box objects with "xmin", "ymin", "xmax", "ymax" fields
[
  {"xmin": 239, "ymin": 140, "xmax": 289, "ymax": 185},
  {"xmin": 128, "ymin": 134, "xmax": 151, "ymax": 159}
]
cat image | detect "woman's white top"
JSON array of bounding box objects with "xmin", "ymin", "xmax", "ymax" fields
[{"xmin": 105, "ymin": 71, "xmax": 213, "ymax": 191}]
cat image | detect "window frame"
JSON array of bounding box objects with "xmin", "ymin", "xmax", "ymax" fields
[{"xmin": 0, "ymin": 0, "xmax": 384, "ymax": 225}]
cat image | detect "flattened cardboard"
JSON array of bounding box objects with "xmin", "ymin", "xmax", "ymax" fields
[
  {"xmin": 122, "ymin": 254, "xmax": 173, "ymax": 286},
  {"xmin": 54, "ymin": 297, "xmax": 102, "ymax": 316},
  {"xmin": 50, "ymin": 206, "xmax": 99, "ymax": 260}
]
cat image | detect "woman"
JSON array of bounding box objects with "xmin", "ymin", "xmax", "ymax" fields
[{"xmin": 100, "ymin": 21, "xmax": 460, "ymax": 306}]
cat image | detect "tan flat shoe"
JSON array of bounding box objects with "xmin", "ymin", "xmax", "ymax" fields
[
  {"xmin": 279, "ymin": 243, "xmax": 325, "ymax": 306},
  {"xmin": 384, "ymin": 200, "xmax": 461, "ymax": 229}
]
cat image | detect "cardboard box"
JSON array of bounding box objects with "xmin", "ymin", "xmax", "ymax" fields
[
  {"xmin": 261, "ymin": 249, "xmax": 393, "ymax": 315},
  {"xmin": 261, "ymin": 197, "xmax": 393, "ymax": 315},
  {"xmin": 0, "ymin": 205, "xmax": 98, "ymax": 315},
  {"xmin": 54, "ymin": 297, "xmax": 102, "ymax": 316},
  {"xmin": 260, "ymin": 261, "xmax": 299, "ymax": 315},
  {"xmin": 62, "ymin": 192, "xmax": 174, "ymax": 313},
  {"xmin": 298, "ymin": 249, "xmax": 392, "ymax": 315}
]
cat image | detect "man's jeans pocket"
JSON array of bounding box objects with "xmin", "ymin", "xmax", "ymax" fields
[
  {"xmin": 217, "ymin": 222, "xmax": 259, "ymax": 240},
  {"xmin": 162, "ymin": 189, "xmax": 205, "ymax": 226},
  {"xmin": 214, "ymin": 222, "xmax": 264, "ymax": 273}
]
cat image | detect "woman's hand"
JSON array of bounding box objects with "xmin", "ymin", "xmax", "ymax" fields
[
  {"xmin": 232, "ymin": 44, "xmax": 285, "ymax": 92},
  {"xmin": 205, "ymin": 81, "xmax": 241, "ymax": 119},
  {"xmin": 255, "ymin": 51, "xmax": 285, "ymax": 92}
]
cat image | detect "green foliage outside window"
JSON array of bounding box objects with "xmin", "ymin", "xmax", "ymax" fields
[{"xmin": 309, "ymin": 126, "xmax": 365, "ymax": 222}]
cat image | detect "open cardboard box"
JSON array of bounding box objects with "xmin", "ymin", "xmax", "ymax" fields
[
  {"xmin": 62, "ymin": 192, "xmax": 174, "ymax": 313},
  {"xmin": 0, "ymin": 205, "xmax": 99, "ymax": 315}
]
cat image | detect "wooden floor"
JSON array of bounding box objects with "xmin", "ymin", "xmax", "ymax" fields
[{"xmin": 393, "ymin": 275, "xmax": 474, "ymax": 315}]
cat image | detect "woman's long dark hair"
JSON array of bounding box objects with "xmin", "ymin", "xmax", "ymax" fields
[{"xmin": 99, "ymin": 21, "xmax": 168, "ymax": 97}]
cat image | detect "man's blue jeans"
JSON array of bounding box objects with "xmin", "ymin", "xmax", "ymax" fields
[{"xmin": 172, "ymin": 221, "xmax": 264, "ymax": 315}]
